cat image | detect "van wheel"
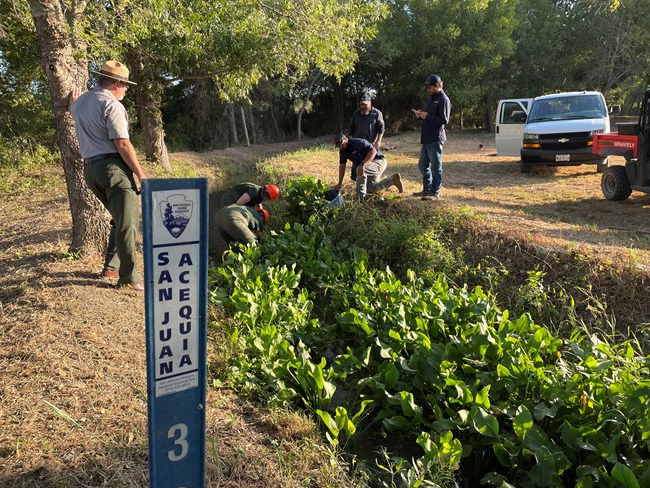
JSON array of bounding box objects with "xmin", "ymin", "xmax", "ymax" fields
[
  {"xmin": 601, "ymin": 166, "xmax": 632, "ymax": 201},
  {"xmin": 596, "ymin": 157, "xmax": 609, "ymax": 174},
  {"xmin": 520, "ymin": 160, "xmax": 532, "ymax": 174}
]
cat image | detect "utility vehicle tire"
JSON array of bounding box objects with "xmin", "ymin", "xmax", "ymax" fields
[
  {"xmin": 596, "ymin": 157, "xmax": 609, "ymax": 174},
  {"xmin": 520, "ymin": 160, "xmax": 532, "ymax": 174},
  {"xmin": 601, "ymin": 165, "xmax": 632, "ymax": 201}
]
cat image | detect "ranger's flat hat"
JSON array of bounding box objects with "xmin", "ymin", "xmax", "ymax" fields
[{"xmin": 91, "ymin": 60, "xmax": 137, "ymax": 85}]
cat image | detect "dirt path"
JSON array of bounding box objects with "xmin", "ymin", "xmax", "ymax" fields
[{"xmin": 1, "ymin": 132, "xmax": 648, "ymax": 486}]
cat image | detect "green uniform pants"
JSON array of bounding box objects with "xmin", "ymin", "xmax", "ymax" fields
[
  {"xmin": 84, "ymin": 155, "xmax": 141, "ymax": 285},
  {"xmin": 214, "ymin": 207, "xmax": 259, "ymax": 258}
]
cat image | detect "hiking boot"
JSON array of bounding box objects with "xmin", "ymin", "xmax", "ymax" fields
[
  {"xmin": 413, "ymin": 190, "xmax": 427, "ymax": 196},
  {"xmin": 421, "ymin": 191, "xmax": 440, "ymax": 201},
  {"xmin": 392, "ymin": 173, "xmax": 404, "ymax": 193}
]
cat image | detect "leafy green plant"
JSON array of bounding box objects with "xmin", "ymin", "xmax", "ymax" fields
[
  {"xmin": 280, "ymin": 176, "xmax": 332, "ymax": 224},
  {"xmin": 316, "ymin": 400, "xmax": 374, "ymax": 447},
  {"xmin": 208, "ymin": 176, "xmax": 650, "ymax": 487},
  {"xmin": 327, "ymin": 204, "xmax": 461, "ymax": 276},
  {"xmin": 376, "ymin": 431, "xmax": 462, "ymax": 488}
]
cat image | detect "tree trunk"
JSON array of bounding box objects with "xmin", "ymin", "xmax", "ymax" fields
[
  {"xmin": 246, "ymin": 104, "xmax": 257, "ymax": 144},
  {"xmin": 228, "ymin": 104, "xmax": 239, "ymax": 145},
  {"xmin": 127, "ymin": 48, "xmax": 171, "ymax": 171},
  {"xmin": 484, "ymin": 99, "xmax": 494, "ymax": 133},
  {"xmin": 28, "ymin": 0, "xmax": 110, "ymax": 257},
  {"xmin": 335, "ymin": 82, "xmax": 346, "ymax": 131},
  {"xmin": 296, "ymin": 70, "xmax": 321, "ymax": 140},
  {"xmin": 269, "ymin": 104, "xmax": 281, "ymax": 140},
  {"xmin": 240, "ymin": 106, "xmax": 250, "ymax": 147}
]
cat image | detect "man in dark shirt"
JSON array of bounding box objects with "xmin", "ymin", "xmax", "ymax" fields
[
  {"xmin": 333, "ymin": 133, "xmax": 402, "ymax": 201},
  {"xmin": 348, "ymin": 93, "xmax": 385, "ymax": 148},
  {"xmin": 413, "ymin": 74, "xmax": 451, "ymax": 200},
  {"xmin": 220, "ymin": 182, "xmax": 280, "ymax": 208}
]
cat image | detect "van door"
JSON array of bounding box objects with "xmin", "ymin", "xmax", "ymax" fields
[{"xmin": 495, "ymin": 98, "xmax": 533, "ymax": 156}]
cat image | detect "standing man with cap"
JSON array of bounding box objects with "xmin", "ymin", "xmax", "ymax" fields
[
  {"xmin": 69, "ymin": 60, "xmax": 146, "ymax": 291},
  {"xmin": 413, "ymin": 74, "xmax": 451, "ymax": 200},
  {"xmin": 333, "ymin": 133, "xmax": 402, "ymax": 201},
  {"xmin": 348, "ymin": 93, "xmax": 385, "ymax": 149},
  {"xmin": 220, "ymin": 182, "xmax": 280, "ymax": 209}
]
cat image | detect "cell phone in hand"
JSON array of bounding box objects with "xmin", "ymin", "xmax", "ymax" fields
[{"xmin": 411, "ymin": 109, "xmax": 418, "ymax": 113}]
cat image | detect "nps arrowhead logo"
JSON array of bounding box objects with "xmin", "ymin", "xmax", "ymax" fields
[{"xmin": 160, "ymin": 194, "xmax": 193, "ymax": 238}]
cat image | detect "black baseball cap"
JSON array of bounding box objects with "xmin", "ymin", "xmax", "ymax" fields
[
  {"xmin": 360, "ymin": 93, "xmax": 371, "ymax": 102},
  {"xmin": 333, "ymin": 132, "xmax": 347, "ymax": 148},
  {"xmin": 425, "ymin": 74, "xmax": 442, "ymax": 86}
]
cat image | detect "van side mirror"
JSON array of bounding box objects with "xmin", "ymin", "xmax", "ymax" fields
[
  {"xmin": 512, "ymin": 112, "xmax": 527, "ymax": 123},
  {"xmin": 609, "ymin": 104, "xmax": 621, "ymax": 116}
]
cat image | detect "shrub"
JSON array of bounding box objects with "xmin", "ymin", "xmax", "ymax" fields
[{"xmin": 0, "ymin": 135, "xmax": 60, "ymax": 194}]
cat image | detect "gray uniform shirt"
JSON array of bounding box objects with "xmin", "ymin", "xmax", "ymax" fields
[
  {"xmin": 70, "ymin": 86, "xmax": 130, "ymax": 158},
  {"xmin": 348, "ymin": 107, "xmax": 385, "ymax": 144}
]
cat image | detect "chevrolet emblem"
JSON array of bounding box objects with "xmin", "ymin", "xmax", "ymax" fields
[{"xmin": 558, "ymin": 138, "xmax": 570, "ymax": 143}]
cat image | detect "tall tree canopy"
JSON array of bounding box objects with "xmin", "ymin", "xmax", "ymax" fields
[
  {"xmin": 20, "ymin": 0, "xmax": 386, "ymax": 255},
  {"xmin": 5, "ymin": 0, "xmax": 650, "ymax": 152}
]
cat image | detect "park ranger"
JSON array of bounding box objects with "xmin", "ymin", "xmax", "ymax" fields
[{"xmin": 69, "ymin": 60, "xmax": 146, "ymax": 291}]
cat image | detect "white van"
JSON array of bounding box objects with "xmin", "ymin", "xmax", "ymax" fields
[{"xmin": 496, "ymin": 91, "xmax": 617, "ymax": 173}]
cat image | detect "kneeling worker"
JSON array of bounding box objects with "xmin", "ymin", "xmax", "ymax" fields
[
  {"xmin": 220, "ymin": 182, "xmax": 280, "ymax": 208},
  {"xmin": 333, "ymin": 133, "xmax": 402, "ymax": 201},
  {"xmin": 214, "ymin": 204, "xmax": 269, "ymax": 259}
]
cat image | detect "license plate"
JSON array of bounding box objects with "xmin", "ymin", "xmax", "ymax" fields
[{"xmin": 556, "ymin": 154, "xmax": 570, "ymax": 162}]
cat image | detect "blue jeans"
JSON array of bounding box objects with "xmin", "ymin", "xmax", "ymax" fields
[{"xmin": 418, "ymin": 141, "xmax": 444, "ymax": 195}]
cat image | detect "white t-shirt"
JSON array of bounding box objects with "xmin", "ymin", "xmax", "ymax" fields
[{"xmin": 70, "ymin": 86, "xmax": 130, "ymax": 158}]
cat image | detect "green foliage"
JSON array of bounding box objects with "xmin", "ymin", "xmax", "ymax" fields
[
  {"xmin": 376, "ymin": 431, "xmax": 462, "ymax": 487},
  {"xmin": 103, "ymin": 0, "xmax": 388, "ymax": 100},
  {"xmin": 209, "ymin": 176, "xmax": 650, "ymax": 486},
  {"xmin": 0, "ymin": 136, "xmax": 61, "ymax": 194},
  {"xmin": 0, "ymin": 2, "xmax": 57, "ymax": 149},
  {"xmin": 280, "ymin": 176, "xmax": 332, "ymax": 224},
  {"xmin": 10, "ymin": 0, "xmax": 650, "ymax": 153}
]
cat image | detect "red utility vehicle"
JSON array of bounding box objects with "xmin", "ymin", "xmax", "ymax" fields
[{"xmin": 593, "ymin": 88, "xmax": 650, "ymax": 200}]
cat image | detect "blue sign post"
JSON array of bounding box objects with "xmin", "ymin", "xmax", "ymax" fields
[{"xmin": 142, "ymin": 178, "xmax": 208, "ymax": 488}]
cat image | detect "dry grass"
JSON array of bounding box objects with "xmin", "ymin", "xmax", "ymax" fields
[{"xmin": 2, "ymin": 131, "xmax": 650, "ymax": 487}]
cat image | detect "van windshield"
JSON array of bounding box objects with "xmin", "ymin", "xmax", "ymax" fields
[{"xmin": 528, "ymin": 95, "xmax": 607, "ymax": 123}]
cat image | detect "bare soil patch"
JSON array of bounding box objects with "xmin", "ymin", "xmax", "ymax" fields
[{"xmin": 2, "ymin": 131, "xmax": 649, "ymax": 486}]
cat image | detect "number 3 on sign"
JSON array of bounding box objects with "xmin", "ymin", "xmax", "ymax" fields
[{"xmin": 167, "ymin": 423, "xmax": 189, "ymax": 461}]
